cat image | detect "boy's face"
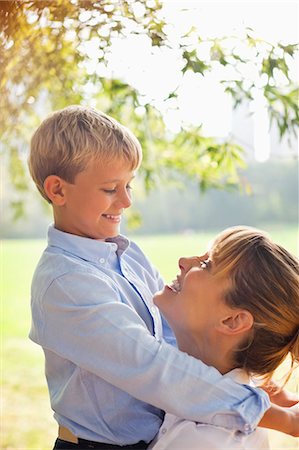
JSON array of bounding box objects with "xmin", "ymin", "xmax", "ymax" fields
[{"xmin": 54, "ymin": 158, "xmax": 136, "ymax": 240}]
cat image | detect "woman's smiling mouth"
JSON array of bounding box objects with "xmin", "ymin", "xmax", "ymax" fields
[{"xmin": 168, "ymin": 277, "xmax": 181, "ymax": 293}]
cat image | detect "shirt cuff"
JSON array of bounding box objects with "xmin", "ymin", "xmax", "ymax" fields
[{"xmin": 209, "ymin": 386, "xmax": 271, "ymax": 434}]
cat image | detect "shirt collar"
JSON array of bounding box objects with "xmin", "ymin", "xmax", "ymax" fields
[
  {"xmin": 223, "ymin": 368, "xmax": 251, "ymax": 385},
  {"xmin": 47, "ymin": 225, "xmax": 130, "ymax": 263}
]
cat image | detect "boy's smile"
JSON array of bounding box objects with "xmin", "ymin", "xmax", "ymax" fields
[
  {"xmin": 102, "ymin": 214, "xmax": 121, "ymax": 222},
  {"xmin": 53, "ymin": 158, "xmax": 136, "ymax": 240}
]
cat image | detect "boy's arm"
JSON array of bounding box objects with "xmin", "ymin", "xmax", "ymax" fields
[
  {"xmin": 259, "ymin": 403, "xmax": 299, "ymax": 437},
  {"xmin": 33, "ymin": 272, "xmax": 270, "ymax": 434},
  {"xmin": 261, "ymin": 381, "xmax": 298, "ymax": 407}
]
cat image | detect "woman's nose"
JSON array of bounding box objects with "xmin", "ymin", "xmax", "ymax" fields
[
  {"xmin": 178, "ymin": 253, "xmax": 209, "ymax": 272},
  {"xmin": 178, "ymin": 257, "xmax": 191, "ymax": 272}
]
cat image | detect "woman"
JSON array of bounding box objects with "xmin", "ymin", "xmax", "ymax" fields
[{"xmin": 150, "ymin": 226, "xmax": 299, "ymax": 449}]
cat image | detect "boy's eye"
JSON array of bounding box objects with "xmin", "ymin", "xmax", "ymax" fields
[
  {"xmin": 103, "ymin": 189, "xmax": 116, "ymax": 194},
  {"xmin": 103, "ymin": 184, "xmax": 132, "ymax": 194}
]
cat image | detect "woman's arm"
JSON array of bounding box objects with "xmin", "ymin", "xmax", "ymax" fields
[{"xmin": 259, "ymin": 403, "xmax": 299, "ymax": 437}]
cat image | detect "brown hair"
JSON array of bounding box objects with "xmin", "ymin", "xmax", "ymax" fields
[
  {"xmin": 210, "ymin": 226, "xmax": 299, "ymax": 384},
  {"xmin": 28, "ymin": 105, "xmax": 142, "ymax": 202}
]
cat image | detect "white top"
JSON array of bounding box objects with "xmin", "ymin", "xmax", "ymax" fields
[{"xmin": 149, "ymin": 369, "xmax": 270, "ymax": 450}]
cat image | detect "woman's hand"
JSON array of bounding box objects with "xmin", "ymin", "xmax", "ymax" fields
[{"xmin": 259, "ymin": 402, "xmax": 299, "ymax": 437}]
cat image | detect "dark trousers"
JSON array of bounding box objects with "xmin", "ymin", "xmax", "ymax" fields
[{"xmin": 53, "ymin": 438, "xmax": 148, "ymax": 450}]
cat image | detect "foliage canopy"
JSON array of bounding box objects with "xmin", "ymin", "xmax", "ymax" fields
[{"xmin": 1, "ymin": 0, "xmax": 298, "ymax": 219}]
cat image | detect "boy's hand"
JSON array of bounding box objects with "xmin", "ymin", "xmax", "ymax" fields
[
  {"xmin": 259, "ymin": 402, "xmax": 299, "ymax": 437},
  {"xmin": 268, "ymin": 390, "xmax": 299, "ymax": 408},
  {"xmin": 288, "ymin": 404, "xmax": 299, "ymax": 437},
  {"xmin": 261, "ymin": 381, "xmax": 299, "ymax": 407},
  {"xmin": 284, "ymin": 403, "xmax": 299, "ymax": 437}
]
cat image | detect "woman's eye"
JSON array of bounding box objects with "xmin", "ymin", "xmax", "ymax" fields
[
  {"xmin": 126, "ymin": 184, "xmax": 132, "ymax": 191},
  {"xmin": 200, "ymin": 260, "xmax": 211, "ymax": 269},
  {"xmin": 103, "ymin": 189, "xmax": 116, "ymax": 194}
]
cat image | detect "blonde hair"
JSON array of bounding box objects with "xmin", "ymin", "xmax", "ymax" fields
[
  {"xmin": 210, "ymin": 226, "xmax": 299, "ymax": 384},
  {"xmin": 29, "ymin": 105, "xmax": 142, "ymax": 202}
]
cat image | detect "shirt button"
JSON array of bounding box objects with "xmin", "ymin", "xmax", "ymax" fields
[
  {"xmin": 99, "ymin": 258, "xmax": 105, "ymax": 264},
  {"xmin": 161, "ymin": 428, "xmax": 167, "ymax": 434},
  {"xmin": 244, "ymin": 424, "xmax": 251, "ymax": 432},
  {"xmin": 151, "ymin": 306, "xmax": 156, "ymax": 315}
]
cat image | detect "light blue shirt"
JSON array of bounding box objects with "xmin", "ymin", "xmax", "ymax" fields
[{"xmin": 29, "ymin": 225, "xmax": 270, "ymax": 445}]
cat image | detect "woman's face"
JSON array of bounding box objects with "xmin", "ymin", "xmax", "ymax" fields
[{"xmin": 154, "ymin": 252, "xmax": 232, "ymax": 341}]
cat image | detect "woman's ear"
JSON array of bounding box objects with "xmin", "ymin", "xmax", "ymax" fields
[
  {"xmin": 44, "ymin": 175, "xmax": 67, "ymax": 206},
  {"xmin": 217, "ymin": 310, "xmax": 254, "ymax": 336}
]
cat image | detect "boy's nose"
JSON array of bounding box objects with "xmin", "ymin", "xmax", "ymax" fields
[{"xmin": 117, "ymin": 189, "xmax": 132, "ymax": 209}]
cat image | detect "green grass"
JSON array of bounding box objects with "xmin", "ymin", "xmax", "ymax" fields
[{"xmin": 1, "ymin": 225, "xmax": 298, "ymax": 449}]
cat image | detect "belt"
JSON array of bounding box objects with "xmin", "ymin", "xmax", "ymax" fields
[{"xmin": 58, "ymin": 425, "xmax": 148, "ymax": 449}]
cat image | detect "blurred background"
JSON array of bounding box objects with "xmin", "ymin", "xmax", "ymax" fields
[{"xmin": 1, "ymin": 0, "xmax": 298, "ymax": 449}]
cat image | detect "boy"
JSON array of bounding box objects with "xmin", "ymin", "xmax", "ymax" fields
[{"xmin": 28, "ymin": 105, "xmax": 294, "ymax": 450}]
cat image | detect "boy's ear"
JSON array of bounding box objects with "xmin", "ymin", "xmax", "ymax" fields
[
  {"xmin": 44, "ymin": 175, "xmax": 67, "ymax": 206},
  {"xmin": 217, "ymin": 310, "xmax": 254, "ymax": 336}
]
